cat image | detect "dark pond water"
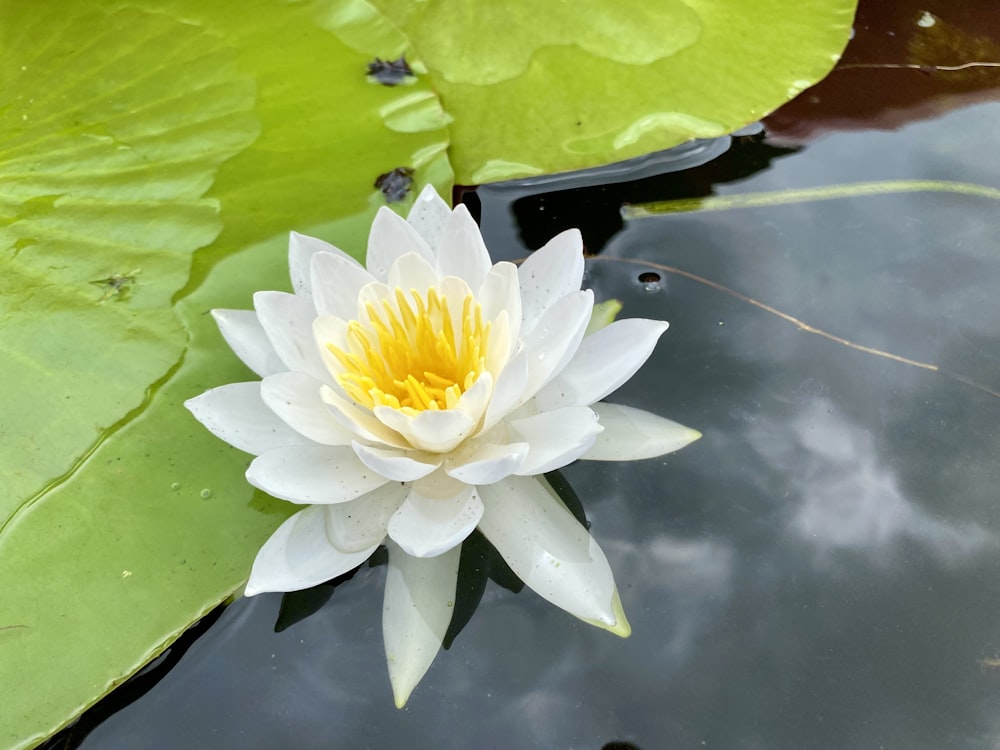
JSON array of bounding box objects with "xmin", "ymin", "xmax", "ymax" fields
[{"xmin": 43, "ymin": 5, "xmax": 1000, "ymax": 750}]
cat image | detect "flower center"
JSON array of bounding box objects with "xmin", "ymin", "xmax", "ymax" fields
[{"xmin": 328, "ymin": 287, "xmax": 489, "ymax": 415}]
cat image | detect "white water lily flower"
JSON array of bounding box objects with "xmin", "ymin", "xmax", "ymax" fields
[{"xmin": 185, "ymin": 185, "xmax": 700, "ymax": 707}]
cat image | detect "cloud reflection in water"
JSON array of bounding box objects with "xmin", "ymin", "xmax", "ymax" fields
[{"xmin": 751, "ymin": 398, "xmax": 996, "ymax": 565}]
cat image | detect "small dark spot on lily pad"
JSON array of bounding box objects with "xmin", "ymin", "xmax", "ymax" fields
[
  {"xmin": 90, "ymin": 268, "xmax": 140, "ymax": 303},
  {"xmin": 366, "ymin": 56, "xmax": 414, "ymax": 86},
  {"xmin": 375, "ymin": 167, "xmax": 415, "ymax": 203}
]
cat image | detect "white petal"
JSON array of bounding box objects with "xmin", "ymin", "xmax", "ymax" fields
[
  {"xmin": 445, "ymin": 441, "xmax": 529, "ymax": 484},
  {"xmin": 480, "ymin": 348, "xmax": 529, "ymax": 434},
  {"xmin": 289, "ymin": 231, "xmax": 355, "ymax": 296},
  {"xmin": 351, "ymin": 441, "xmax": 441, "ymax": 482},
  {"xmin": 508, "ymin": 406, "xmax": 603, "ymax": 475},
  {"xmin": 406, "ymin": 183, "xmax": 452, "ymax": 250},
  {"xmin": 387, "ymin": 481, "xmax": 483, "ymax": 558},
  {"xmin": 367, "ymin": 206, "xmax": 434, "ymax": 280},
  {"xmin": 478, "ymin": 475, "xmax": 629, "ymax": 635},
  {"xmin": 387, "ymin": 251, "xmax": 440, "ymax": 293},
  {"xmin": 537, "ymin": 318, "xmax": 669, "ymax": 408},
  {"xmin": 313, "ymin": 315, "xmax": 350, "ymax": 376},
  {"xmin": 253, "ymin": 291, "xmax": 328, "ymax": 382},
  {"xmin": 517, "ymin": 228, "xmax": 584, "ymax": 336},
  {"xmin": 383, "ymin": 540, "xmax": 461, "ymax": 707},
  {"xmin": 260, "ymin": 372, "xmax": 354, "ymax": 446},
  {"xmin": 477, "ymin": 261, "xmax": 522, "ymax": 348},
  {"xmin": 374, "ymin": 406, "xmax": 477, "ymax": 453},
  {"xmin": 483, "ymin": 310, "xmax": 512, "ymax": 377},
  {"xmin": 311, "ymin": 250, "xmax": 376, "ymax": 320},
  {"xmin": 453, "ymin": 371, "xmax": 493, "ymax": 424},
  {"xmin": 434, "ymin": 274, "xmax": 475, "ymax": 332},
  {"xmin": 185, "ymin": 382, "xmax": 311, "ymax": 456},
  {"xmin": 244, "ymin": 505, "xmax": 378, "ymax": 595},
  {"xmin": 582, "ymin": 402, "xmax": 702, "ymax": 461},
  {"xmin": 319, "ymin": 385, "xmax": 410, "ymax": 449},
  {"xmin": 325, "ymin": 483, "xmax": 408, "ymax": 553},
  {"xmin": 355, "ymin": 281, "xmax": 397, "ymax": 326},
  {"xmin": 212, "ymin": 309, "xmax": 285, "ymax": 378},
  {"xmin": 518, "ymin": 289, "xmax": 594, "ymax": 405},
  {"xmin": 435, "ymin": 203, "xmax": 492, "ymax": 289},
  {"xmin": 246, "ymin": 445, "xmax": 389, "ymax": 504}
]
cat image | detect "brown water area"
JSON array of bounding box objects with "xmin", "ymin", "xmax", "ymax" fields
[{"xmin": 766, "ymin": 0, "xmax": 1000, "ymax": 139}]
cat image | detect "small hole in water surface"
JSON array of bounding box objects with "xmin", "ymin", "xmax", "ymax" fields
[
  {"xmin": 637, "ymin": 271, "xmax": 661, "ymax": 292},
  {"xmin": 602, "ymin": 743, "xmax": 643, "ymax": 750}
]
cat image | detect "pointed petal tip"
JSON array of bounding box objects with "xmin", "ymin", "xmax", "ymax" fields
[
  {"xmin": 181, "ymin": 393, "xmax": 214, "ymax": 422},
  {"xmin": 392, "ymin": 682, "xmax": 411, "ymax": 709},
  {"xmin": 382, "ymin": 543, "xmax": 459, "ymax": 711},
  {"xmin": 242, "ymin": 573, "xmax": 271, "ymax": 597},
  {"xmin": 411, "ymin": 182, "xmax": 451, "ymax": 211},
  {"xmin": 209, "ymin": 308, "xmax": 236, "ymax": 334},
  {"xmin": 374, "ymin": 204, "xmax": 399, "ymax": 222},
  {"xmin": 580, "ymin": 587, "xmax": 632, "ymax": 638},
  {"xmin": 583, "ymin": 404, "xmax": 701, "ymax": 461},
  {"xmin": 416, "ymin": 182, "xmax": 443, "ymax": 200},
  {"xmin": 242, "ymin": 583, "xmax": 262, "ymax": 597},
  {"xmin": 674, "ymin": 426, "xmax": 703, "ymax": 451},
  {"xmin": 608, "ymin": 588, "xmax": 632, "ymax": 638},
  {"xmin": 559, "ymin": 226, "xmax": 583, "ymax": 247}
]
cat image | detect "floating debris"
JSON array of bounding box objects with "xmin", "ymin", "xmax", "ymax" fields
[
  {"xmin": 366, "ymin": 56, "xmax": 414, "ymax": 86},
  {"xmin": 90, "ymin": 268, "xmax": 140, "ymax": 303},
  {"xmin": 375, "ymin": 167, "xmax": 415, "ymax": 202}
]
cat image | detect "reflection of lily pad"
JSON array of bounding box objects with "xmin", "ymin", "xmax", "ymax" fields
[
  {"xmin": 765, "ymin": 2, "xmax": 1000, "ymax": 139},
  {"xmin": 373, "ymin": 0, "xmax": 857, "ymax": 182}
]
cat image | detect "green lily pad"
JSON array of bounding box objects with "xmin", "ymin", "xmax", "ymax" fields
[
  {"xmin": 0, "ymin": 4, "xmax": 258, "ymax": 520},
  {"xmin": 0, "ymin": 1, "xmax": 450, "ymax": 747},
  {"xmin": 2, "ymin": 224, "xmax": 332, "ymax": 750},
  {"xmin": 372, "ymin": 0, "xmax": 858, "ymax": 183}
]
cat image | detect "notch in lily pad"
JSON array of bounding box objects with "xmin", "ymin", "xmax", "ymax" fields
[
  {"xmin": 375, "ymin": 167, "xmax": 415, "ymax": 203},
  {"xmin": 366, "ymin": 56, "xmax": 415, "ymax": 86}
]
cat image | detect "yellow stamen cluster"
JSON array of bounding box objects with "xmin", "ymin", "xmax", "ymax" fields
[{"xmin": 328, "ymin": 287, "xmax": 489, "ymax": 415}]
